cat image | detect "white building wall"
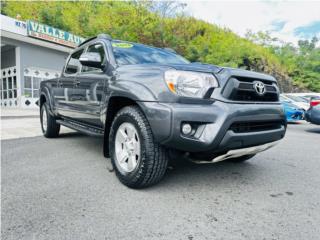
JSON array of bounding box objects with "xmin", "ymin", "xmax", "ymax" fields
[{"xmin": 1, "ymin": 14, "xmax": 75, "ymax": 108}]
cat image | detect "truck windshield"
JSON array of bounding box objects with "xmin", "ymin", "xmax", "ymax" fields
[{"xmin": 112, "ymin": 41, "xmax": 190, "ymax": 65}]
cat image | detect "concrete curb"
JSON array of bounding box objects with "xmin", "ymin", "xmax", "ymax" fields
[
  {"xmin": 1, "ymin": 115, "xmax": 39, "ymax": 119},
  {"xmin": 1, "ymin": 108, "xmax": 39, "ymax": 119}
]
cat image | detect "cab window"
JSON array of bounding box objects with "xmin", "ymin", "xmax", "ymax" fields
[
  {"xmin": 64, "ymin": 49, "xmax": 84, "ymax": 75},
  {"xmin": 82, "ymin": 43, "xmax": 106, "ymax": 72}
]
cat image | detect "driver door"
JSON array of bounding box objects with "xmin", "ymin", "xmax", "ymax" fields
[{"xmin": 72, "ymin": 42, "xmax": 109, "ymax": 127}]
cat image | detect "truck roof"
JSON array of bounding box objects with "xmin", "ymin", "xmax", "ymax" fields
[{"xmin": 78, "ymin": 34, "xmax": 112, "ymax": 47}]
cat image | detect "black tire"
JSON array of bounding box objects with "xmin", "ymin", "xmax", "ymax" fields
[
  {"xmin": 40, "ymin": 103, "xmax": 60, "ymax": 138},
  {"xmin": 109, "ymin": 106, "xmax": 168, "ymax": 188},
  {"xmin": 228, "ymin": 154, "xmax": 256, "ymax": 163}
]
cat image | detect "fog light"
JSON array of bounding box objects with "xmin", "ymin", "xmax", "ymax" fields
[{"xmin": 182, "ymin": 123, "xmax": 192, "ymax": 135}]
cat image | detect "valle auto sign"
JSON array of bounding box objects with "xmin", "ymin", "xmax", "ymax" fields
[{"xmin": 27, "ymin": 20, "xmax": 85, "ymax": 48}]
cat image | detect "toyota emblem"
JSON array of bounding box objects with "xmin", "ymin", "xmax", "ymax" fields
[{"xmin": 253, "ymin": 81, "xmax": 266, "ymax": 95}]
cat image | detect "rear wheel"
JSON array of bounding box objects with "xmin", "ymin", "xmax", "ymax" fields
[
  {"xmin": 109, "ymin": 106, "xmax": 168, "ymax": 188},
  {"xmin": 40, "ymin": 103, "xmax": 60, "ymax": 138},
  {"xmin": 228, "ymin": 154, "xmax": 256, "ymax": 163}
]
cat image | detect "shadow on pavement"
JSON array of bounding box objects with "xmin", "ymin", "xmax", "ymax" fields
[
  {"xmin": 50, "ymin": 132, "xmax": 266, "ymax": 190},
  {"xmin": 305, "ymin": 126, "xmax": 320, "ymax": 134},
  {"xmin": 58, "ymin": 131, "xmax": 103, "ymax": 139},
  {"xmin": 287, "ymin": 121, "xmax": 303, "ymax": 125},
  {"xmin": 58, "ymin": 132, "xmax": 84, "ymax": 138},
  {"xmin": 150, "ymin": 157, "xmax": 263, "ymax": 191}
]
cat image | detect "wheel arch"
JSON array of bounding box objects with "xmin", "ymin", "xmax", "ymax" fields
[
  {"xmin": 103, "ymin": 96, "xmax": 145, "ymax": 157},
  {"xmin": 40, "ymin": 94, "xmax": 46, "ymax": 107},
  {"xmin": 39, "ymin": 87, "xmax": 54, "ymax": 114}
]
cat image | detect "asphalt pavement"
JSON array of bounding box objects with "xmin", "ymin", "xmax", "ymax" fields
[{"xmin": 1, "ymin": 123, "xmax": 320, "ymax": 240}]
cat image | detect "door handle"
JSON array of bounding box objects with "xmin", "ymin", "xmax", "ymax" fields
[
  {"xmin": 70, "ymin": 95, "xmax": 82, "ymax": 101},
  {"xmin": 74, "ymin": 80, "xmax": 80, "ymax": 86}
]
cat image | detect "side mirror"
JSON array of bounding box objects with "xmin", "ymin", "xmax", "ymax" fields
[{"xmin": 79, "ymin": 52, "xmax": 103, "ymax": 69}]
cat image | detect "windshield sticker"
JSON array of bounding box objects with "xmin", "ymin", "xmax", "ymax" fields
[{"xmin": 112, "ymin": 42, "xmax": 133, "ymax": 48}]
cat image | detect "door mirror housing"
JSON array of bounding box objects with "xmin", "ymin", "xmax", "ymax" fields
[{"xmin": 79, "ymin": 52, "xmax": 103, "ymax": 69}]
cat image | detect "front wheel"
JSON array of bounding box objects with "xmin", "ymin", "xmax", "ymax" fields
[
  {"xmin": 109, "ymin": 106, "xmax": 168, "ymax": 188},
  {"xmin": 40, "ymin": 103, "xmax": 60, "ymax": 138}
]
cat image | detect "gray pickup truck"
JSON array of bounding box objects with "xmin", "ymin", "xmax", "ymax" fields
[{"xmin": 40, "ymin": 34, "xmax": 286, "ymax": 188}]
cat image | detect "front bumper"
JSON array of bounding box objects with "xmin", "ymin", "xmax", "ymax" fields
[{"xmin": 140, "ymin": 100, "xmax": 286, "ymax": 153}]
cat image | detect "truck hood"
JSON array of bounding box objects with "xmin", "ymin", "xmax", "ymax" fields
[
  {"xmin": 116, "ymin": 63, "xmax": 222, "ymax": 74},
  {"xmin": 117, "ymin": 63, "xmax": 275, "ymax": 82},
  {"xmin": 158, "ymin": 63, "xmax": 277, "ymax": 84},
  {"xmin": 166, "ymin": 63, "xmax": 222, "ymax": 74},
  {"xmin": 114, "ymin": 62, "xmax": 278, "ymax": 103}
]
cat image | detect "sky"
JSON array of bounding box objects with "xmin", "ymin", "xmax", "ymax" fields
[{"xmin": 185, "ymin": 0, "xmax": 320, "ymax": 45}]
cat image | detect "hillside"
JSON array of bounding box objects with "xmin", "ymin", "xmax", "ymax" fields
[{"xmin": 2, "ymin": 1, "xmax": 319, "ymax": 92}]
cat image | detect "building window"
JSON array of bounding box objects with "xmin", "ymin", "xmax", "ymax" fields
[
  {"xmin": 25, "ymin": 76, "xmax": 32, "ymax": 88},
  {"xmin": 24, "ymin": 76, "xmax": 33, "ymax": 97},
  {"xmin": 21, "ymin": 67, "xmax": 60, "ymax": 108},
  {"xmin": 24, "ymin": 76, "xmax": 42, "ymax": 98},
  {"xmin": 1, "ymin": 67, "xmax": 18, "ymax": 107}
]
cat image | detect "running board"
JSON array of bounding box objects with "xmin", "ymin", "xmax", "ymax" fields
[{"xmin": 56, "ymin": 119, "xmax": 104, "ymax": 137}]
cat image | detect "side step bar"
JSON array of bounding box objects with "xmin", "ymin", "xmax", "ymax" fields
[{"xmin": 56, "ymin": 119, "xmax": 104, "ymax": 137}]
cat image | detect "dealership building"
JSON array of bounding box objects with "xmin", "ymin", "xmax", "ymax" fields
[{"xmin": 1, "ymin": 14, "xmax": 85, "ymax": 108}]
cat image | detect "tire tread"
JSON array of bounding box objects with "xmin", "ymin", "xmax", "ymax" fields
[
  {"xmin": 109, "ymin": 105, "xmax": 168, "ymax": 188},
  {"xmin": 41, "ymin": 103, "xmax": 60, "ymax": 138}
]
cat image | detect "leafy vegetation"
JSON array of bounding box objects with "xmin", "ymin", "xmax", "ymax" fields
[
  {"xmin": 1, "ymin": 1, "xmax": 319, "ymax": 92},
  {"xmin": 246, "ymin": 32, "xmax": 320, "ymax": 92}
]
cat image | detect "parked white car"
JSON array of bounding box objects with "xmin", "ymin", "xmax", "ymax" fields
[
  {"xmin": 288, "ymin": 93, "xmax": 320, "ymax": 101},
  {"xmin": 281, "ymin": 94, "xmax": 309, "ymax": 111}
]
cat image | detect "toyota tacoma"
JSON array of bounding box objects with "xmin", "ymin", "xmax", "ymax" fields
[{"xmin": 39, "ymin": 34, "xmax": 286, "ymax": 188}]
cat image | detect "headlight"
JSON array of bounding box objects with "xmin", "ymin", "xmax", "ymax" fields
[{"xmin": 164, "ymin": 70, "xmax": 219, "ymax": 98}]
